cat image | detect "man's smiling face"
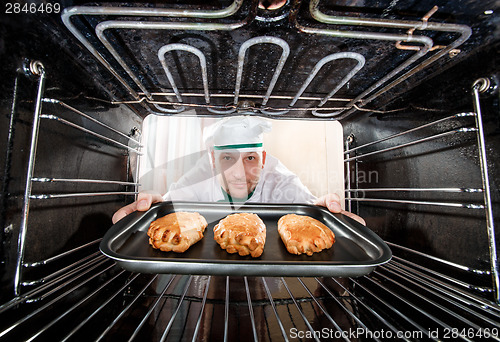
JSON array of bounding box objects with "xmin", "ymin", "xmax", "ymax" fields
[{"xmin": 214, "ymin": 151, "xmax": 266, "ymax": 199}]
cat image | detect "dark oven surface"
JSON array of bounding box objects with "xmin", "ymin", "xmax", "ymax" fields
[{"xmin": 0, "ymin": 0, "xmax": 499, "ymax": 341}]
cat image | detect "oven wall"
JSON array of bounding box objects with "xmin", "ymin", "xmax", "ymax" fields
[
  {"xmin": 342, "ymin": 43, "xmax": 499, "ymax": 292},
  {"xmin": 0, "ymin": 12, "xmax": 142, "ymax": 301},
  {"xmin": 0, "ymin": 0, "xmax": 498, "ymax": 306}
]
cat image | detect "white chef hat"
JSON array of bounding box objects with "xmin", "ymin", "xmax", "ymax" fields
[{"xmin": 204, "ymin": 115, "xmax": 272, "ymax": 152}]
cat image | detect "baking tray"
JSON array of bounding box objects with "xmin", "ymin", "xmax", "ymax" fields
[{"xmin": 100, "ymin": 202, "xmax": 392, "ymax": 277}]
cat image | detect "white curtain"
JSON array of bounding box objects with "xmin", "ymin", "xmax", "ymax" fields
[{"xmin": 138, "ymin": 113, "xmax": 216, "ymax": 194}]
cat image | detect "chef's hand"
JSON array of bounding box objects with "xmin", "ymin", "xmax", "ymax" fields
[
  {"xmin": 112, "ymin": 191, "xmax": 163, "ymax": 224},
  {"xmin": 314, "ymin": 193, "xmax": 366, "ymax": 226}
]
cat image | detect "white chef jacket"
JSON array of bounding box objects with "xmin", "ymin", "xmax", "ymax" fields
[{"xmin": 163, "ymin": 154, "xmax": 317, "ymax": 204}]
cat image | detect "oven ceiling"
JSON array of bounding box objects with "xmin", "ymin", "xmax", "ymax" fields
[{"xmin": 2, "ymin": 0, "xmax": 498, "ymax": 119}]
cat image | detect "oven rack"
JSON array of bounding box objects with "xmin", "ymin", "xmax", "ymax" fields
[
  {"xmin": 344, "ymin": 112, "xmax": 483, "ymax": 210},
  {"xmin": 61, "ymin": 0, "xmax": 471, "ymax": 119},
  {"xmin": 344, "ymin": 79, "xmax": 498, "ymax": 303},
  {"xmin": 3, "ymin": 63, "xmax": 498, "ymax": 341},
  {"xmin": 0, "ymin": 252, "xmax": 499, "ymax": 341},
  {"xmin": 13, "ymin": 62, "xmax": 142, "ymax": 296}
]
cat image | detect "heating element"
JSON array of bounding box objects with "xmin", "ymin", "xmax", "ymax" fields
[
  {"xmin": 0, "ymin": 0, "xmax": 499, "ymax": 341},
  {"xmin": 59, "ymin": 0, "xmax": 473, "ymax": 118}
]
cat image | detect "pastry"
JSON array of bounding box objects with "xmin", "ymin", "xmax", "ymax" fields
[
  {"xmin": 278, "ymin": 214, "xmax": 335, "ymax": 256},
  {"xmin": 213, "ymin": 213, "xmax": 266, "ymax": 258},
  {"xmin": 147, "ymin": 212, "xmax": 207, "ymax": 253}
]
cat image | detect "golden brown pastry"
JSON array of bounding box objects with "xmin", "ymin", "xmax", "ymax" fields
[
  {"xmin": 278, "ymin": 214, "xmax": 335, "ymax": 256},
  {"xmin": 147, "ymin": 212, "xmax": 208, "ymax": 253},
  {"xmin": 213, "ymin": 213, "xmax": 266, "ymax": 258}
]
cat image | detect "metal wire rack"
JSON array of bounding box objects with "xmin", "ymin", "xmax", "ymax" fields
[
  {"xmin": 1, "ymin": 60, "xmax": 498, "ymax": 342},
  {"xmin": 12, "ymin": 62, "xmax": 142, "ymax": 297},
  {"xmin": 1, "ymin": 252, "xmax": 500, "ymax": 341},
  {"xmin": 344, "ymin": 78, "xmax": 498, "ymax": 304}
]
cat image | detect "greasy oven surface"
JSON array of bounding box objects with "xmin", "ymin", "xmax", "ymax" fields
[{"xmin": 100, "ymin": 201, "xmax": 392, "ymax": 277}]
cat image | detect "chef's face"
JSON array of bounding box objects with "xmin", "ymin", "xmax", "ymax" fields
[{"xmin": 214, "ymin": 150, "xmax": 266, "ymax": 198}]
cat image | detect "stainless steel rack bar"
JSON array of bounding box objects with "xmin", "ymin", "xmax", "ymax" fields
[
  {"xmin": 296, "ymin": 277, "xmax": 349, "ymax": 341},
  {"xmin": 345, "ymin": 136, "xmax": 353, "ymax": 212},
  {"xmin": 29, "ymin": 191, "xmax": 139, "ymax": 199},
  {"xmin": 2, "ymin": 270, "xmax": 500, "ymax": 340},
  {"xmin": 23, "ymin": 238, "xmax": 101, "ymax": 268},
  {"xmin": 315, "ymin": 277, "xmax": 382, "ymax": 342},
  {"xmin": 344, "ymin": 127, "xmax": 477, "ymax": 162},
  {"xmin": 281, "ymin": 277, "xmax": 320, "ymax": 342},
  {"xmin": 351, "ymin": 276, "xmax": 434, "ymax": 340},
  {"xmin": 30, "ymin": 180, "xmax": 138, "ymax": 200},
  {"xmin": 128, "ymin": 274, "xmax": 176, "ymax": 341},
  {"xmin": 346, "ymin": 187, "xmax": 484, "ymax": 193},
  {"xmin": 344, "ymin": 112, "xmax": 475, "ymax": 155},
  {"xmin": 376, "ymin": 267, "xmax": 497, "ymax": 340},
  {"xmin": 224, "ymin": 276, "xmax": 231, "ymax": 342},
  {"xmin": 391, "ymin": 257, "xmax": 495, "ymax": 297},
  {"xmin": 191, "ymin": 276, "xmax": 212, "ymax": 341},
  {"xmin": 387, "ymin": 242, "xmax": 491, "ymax": 275},
  {"xmin": 369, "ymin": 270, "xmax": 473, "ymax": 342},
  {"xmin": 160, "ymin": 275, "xmax": 194, "ymax": 342},
  {"xmin": 43, "ymin": 98, "xmax": 142, "ymax": 146},
  {"xmin": 0, "ymin": 257, "xmax": 114, "ymax": 339},
  {"xmin": 25, "ymin": 269, "xmax": 127, "ymax": 342},
  {"xmin": 23, "ymin": 255, "xmax": 109, "ymax": 303},
  {"xmin": 15, "ymin": 62, "xmax": 46, "ymax": 297},
  {"xmin": 472, "ymin": 78, "xmax": 499, "ymax": 303},
  {"xmin": 14, "ymin": 68, "xmax": 140, "ymax": 301},
  {"xmin": 20, "ymin": 251, "xmax": 102, "ymax": 287},
  {"xmin": 40, "ymin": 114, "xmax": 142, "ymax": 154},
  {"xmin": 386, "ymin": 261, "xmax": 500, "ymax": 320},
  {"xmin": 96, "ymin": 275, "xmax": 159, "ymax": 341},
  {"xmin": 331, "ymin": 277, "xmax": 408, "ymax": 341},
  {"xmin": 60, "ymin": 273, "xmax": 142, "ymax": 342},
  {"xmin": 261, "ymin": 277, "xmax": 289, "ymax": 342},
  {"xmin": 32, "ymin": 177, "xmax": 139, "ymax": 186},
  {"xmin": 346, "ymin": 197, "xmax": 484, "ymax": 209},
  {"xmin": 0, "ymin": 254, "xmax": 111, "ymax": 314},
  {"xmin": 344, "ymin": 87, "xmax": 498, "ymax": 302},
  {"xmin": 243, "ymin": 276, "xmax": 258, "ymax": 342},
  {"xmin": 342, "ymin": 87, "xmax": 498, "ymax": 310},
  {"xmin": 357, "ymin": 275, "xmax": 439, "ymax": 341}
]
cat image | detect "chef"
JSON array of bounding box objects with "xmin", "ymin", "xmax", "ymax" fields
[{"xmin": 112, "ymin": 116, "xmax": 365, "ymax": 225}]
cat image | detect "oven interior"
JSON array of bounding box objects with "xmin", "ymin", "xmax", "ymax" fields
[{"xmin": 0, "ymin": 0, "xmax": 499, "ymax": 340}]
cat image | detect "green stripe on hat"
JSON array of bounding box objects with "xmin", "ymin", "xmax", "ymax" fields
[{"xmin": 213, "ymin": 143, "xmax": 263, "ymax": 150}]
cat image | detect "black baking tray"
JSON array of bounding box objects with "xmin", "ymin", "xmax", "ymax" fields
[{"xmin": 100, "ymin": 202, "xmax": 392, "ymax": 277}]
